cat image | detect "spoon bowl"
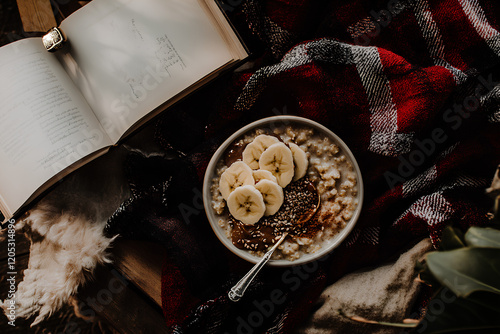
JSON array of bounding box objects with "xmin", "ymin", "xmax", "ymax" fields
[{"xmin": 203, "ymin": 116, "xmax": 364, "ymax": 266}]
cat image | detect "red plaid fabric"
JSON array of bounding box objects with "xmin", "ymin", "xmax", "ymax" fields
[
  {"xmin": 108, "ymin": 0, "xmax": 500, "ymax": 333},
  {"xmin": 228, "ymin": 0, "xmax": 500, "ymax": 249}
]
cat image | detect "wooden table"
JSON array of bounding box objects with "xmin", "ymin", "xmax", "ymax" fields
[{"xmin": 78, "ymin": 239, "xmax": 169, "ymax": 333}]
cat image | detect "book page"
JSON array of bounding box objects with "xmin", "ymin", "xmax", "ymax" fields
[
  {"xmin": 0, "ymin": 38, "xmax": 113, "ymax": 212},
  {"xmin": 59, "ymin": 0, "xmax": 235, "ymax": 142}
]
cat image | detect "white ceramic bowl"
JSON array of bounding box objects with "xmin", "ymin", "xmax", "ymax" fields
[{"xmin": 203, "ymin": 116, "xmax": 363, "ymax": 266}]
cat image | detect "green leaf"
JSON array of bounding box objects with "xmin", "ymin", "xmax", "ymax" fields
[
  {"xmin": 465, "ymin": 227, "xmax": 500, "ymax": 248},
  {"xmin": 426, "ymin": 248, "xmax": 500, "ymax": 297},
  {"xmin": 420, "ymin": 291, "xmax": 500, "ymax": 334},
  {"xmin": 440, "ymin": 226, "xmax": 466, "ymax": 250},
  {"xmin": 416, "ymin": 261, "xmax": 441, "ymax": 287}
]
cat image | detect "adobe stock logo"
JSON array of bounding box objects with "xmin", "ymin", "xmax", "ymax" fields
[
  {"xmin": 178, "ymin": 187, "xmax": 204, "ymax": 225},
  {"xmin": 227, "ymin": 257, "xmax": 329, "ymax": 334},
  {"xmin": 384, "ymin": 74, "xmax": 499, "ymax": 189},
  {"xmin": 350, "ymin": 0, "xmax": 407, "ymax": 45},
  {"xmin": 219, "ymin": 0, "xmax": 244, "ymax": 13}
]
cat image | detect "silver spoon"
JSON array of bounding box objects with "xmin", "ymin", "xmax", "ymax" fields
[
  {"xmin": 228, "ymin": 182, "xmax": 320, "ymax": 302},
  {"xmin": 228, "ymin": 232, "xmax": 288, "ymax": 302}
]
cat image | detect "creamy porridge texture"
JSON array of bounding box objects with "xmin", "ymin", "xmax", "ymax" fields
[{"xmin": 210, "ymin": 125, "xmax": 359, "ymax": 261}]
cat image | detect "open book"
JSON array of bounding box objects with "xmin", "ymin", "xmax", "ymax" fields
[{"xmin": 0, "ymin": 0, "xmax": 248, "ymax": 223}]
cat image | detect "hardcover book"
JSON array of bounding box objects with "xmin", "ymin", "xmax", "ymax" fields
[{"xmin": 0, "ymin": 0, "xmax": 248, "ymax": 223}]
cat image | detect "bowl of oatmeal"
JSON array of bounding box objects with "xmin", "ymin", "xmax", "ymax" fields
[{"xmin": 203, "ymin": 116, "xmax": 363, "ymax": 266}]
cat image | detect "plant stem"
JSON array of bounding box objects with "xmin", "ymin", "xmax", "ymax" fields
[{"xmin": 338, "ymin": 309, "xmax": 419, "ymax": 329}]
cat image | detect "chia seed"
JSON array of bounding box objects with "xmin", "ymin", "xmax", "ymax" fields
[{"xmin": 230, "ymin": 178, "xmax": 319, "ymax": 251}]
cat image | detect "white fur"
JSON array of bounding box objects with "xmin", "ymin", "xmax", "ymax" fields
[
  {"xmin": 1, "ymin": 203, "xmax": 116, "ymax": 326},
  {"xmin": 0, "ymin": 147, "xmax": 130, "ymax": 326}
]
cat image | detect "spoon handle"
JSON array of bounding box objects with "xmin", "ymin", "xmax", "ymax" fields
[{"xmin": 228, "ymin": 233, "xmax": 287, "ymax": 302}]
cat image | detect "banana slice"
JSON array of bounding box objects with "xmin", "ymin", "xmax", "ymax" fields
[
  {"xmin": 255, "ymin": 179, "xmax": 284, "ymax": 216},
  {"xmin": 219, "ymin": 161, "xmax": 255, "ymax": 200},
  {"xmin": 242, "ymin": 135, "xmax": 280, "ymax": 169},
  {"xmin": 227, "ymin": 185, "xmax": 266, "ymax": 225},
  {"xmin": 289, "ymin": 143, "xmax": 308, "ymax": 181},
  {"xmin": 259, "ymin": 142, "xmax": 294, "ymax": 188},
  {"xmin": 253, "ymin": 169, "xmax": 278, "ymax": 184}
]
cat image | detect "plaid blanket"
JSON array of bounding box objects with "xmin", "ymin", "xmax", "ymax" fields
[{"xmin": 105, "ymin": 0, "xmax": 500, "ymax": 332}]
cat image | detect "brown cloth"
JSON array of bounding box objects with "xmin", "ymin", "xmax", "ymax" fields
[{"xmin": 297, "ymin": 239, "xmax": 432, "ymax": 334}]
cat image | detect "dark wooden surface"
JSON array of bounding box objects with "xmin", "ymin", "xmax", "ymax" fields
[
  {"xmin": 110, "ymin": 240, "xmax": 164, "ymax": 306},
  {"xmin": 77, "ymin": 241, "xmax": 168, "ymax": 334},
  {"xmin": 16, "ymin": 0, "xmax": 57, "ymax": 32}
]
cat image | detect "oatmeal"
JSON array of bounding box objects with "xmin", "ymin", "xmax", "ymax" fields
[{"xmin": 210, "ymin": 125, "xmax": 359, "ymax": 261}]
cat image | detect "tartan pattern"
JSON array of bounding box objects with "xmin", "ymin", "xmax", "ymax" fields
[{"xmin": 106, "ymin": 0, "xmax": 500, "ymax": 333}]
